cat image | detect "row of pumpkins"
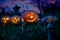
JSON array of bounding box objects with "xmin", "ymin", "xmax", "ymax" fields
[
  {"xmin": 1, "ymin": 11, "xmax": 53, "ymax": 24},
  {"xmin": 1, "ymin": 11, "xmax": 38, "ymax": 24}
]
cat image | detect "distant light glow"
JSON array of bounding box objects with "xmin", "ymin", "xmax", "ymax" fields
[{"xmin": 46, "ymin": 16, "xmax": 54, "ymax": 22}]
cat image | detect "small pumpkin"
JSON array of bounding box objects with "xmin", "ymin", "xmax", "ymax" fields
[
  {"xmin": 1, "ymin": 16, "xmax": 10, "ymax": 24},
  {"xmin": 10, "ymin": 16, "xmax": 20, "ymax": 24}
]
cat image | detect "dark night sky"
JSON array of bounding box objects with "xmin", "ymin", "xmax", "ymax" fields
[{"xmin": 0, "ymin": 0, "xmax": 60, "ymax": 13}]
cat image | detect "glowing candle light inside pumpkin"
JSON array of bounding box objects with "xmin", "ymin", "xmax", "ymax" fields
[
  {"xmin": 10, "ymin": 16, "xmax": 20, "ymax": 24},
  {"xmin": 31, "ymin": 16, "xmax": 33, "ymax": 19},
  {"xmin": 1, "ymin": 16, "xmax": 10, "ymax": 24},
  {"xmin": 23, "ymin": 11, "xmax": 38, "ymax": 23}
]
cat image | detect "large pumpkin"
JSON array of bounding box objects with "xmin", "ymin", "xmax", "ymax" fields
[
  {"xmin": 10, "ymin": 16, "xmax": 20, "ymax": 24},
  {"xmin": 22, "ymin": 11, "xmax": 38, "ymax": 23},
  {"xmin": 1, "ymin": 16, "xmax": 10, "ymax": 24}
]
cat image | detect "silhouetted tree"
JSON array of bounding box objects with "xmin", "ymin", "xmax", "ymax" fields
[{"xmin": 13, "ymin": 5, "xmax": 21, "ymax": 16}]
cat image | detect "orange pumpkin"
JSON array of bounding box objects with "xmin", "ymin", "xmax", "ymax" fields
[
  {"xmin": 22, "ymin": 11, "xmax": 38, "ymax": 23},
  {"xmin": 10, "ymin": 16, "xmax": 20, "ymax": 24},
  {"xmin": 1, "ymin": 16, "xmax": 10, "ymax": 24}
]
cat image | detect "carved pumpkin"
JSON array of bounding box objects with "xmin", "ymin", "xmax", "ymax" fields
[
  {"xmin": 10, "ymin": 16, "xmax": 20, "ymax": 24},
  {"xmin": 1, "ymin": 16, "xmax": 10, "ymax": 24},
  {"xmin": 22, "ymin": 11, "xmax": 38, "ymax": 23}
]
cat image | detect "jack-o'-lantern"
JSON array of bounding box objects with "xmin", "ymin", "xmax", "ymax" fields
[
  {"xmin": 10, "ymin": 16, "xmax": 20, "ymax": 24},
  {"xmin": 22, "ymin": 11, "xmax": 38, "ymax": 23},
  {"xmin": 1, "ymin": 16, "xmax": 10, "ymax": 24}
]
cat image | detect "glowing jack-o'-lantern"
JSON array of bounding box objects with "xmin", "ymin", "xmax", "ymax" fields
[
  {"xmin": 22, "ymin": 11, "xmax": 38, "ymax": 23},
  {"xmin": 1, "ymin": 16, "xmax": 10, "ymax": 24},
  {"xmin": 10, "ymin": 16, "xmax": 20, "ymax": 24}
]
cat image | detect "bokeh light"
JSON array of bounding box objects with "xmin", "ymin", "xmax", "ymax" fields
[
  {"xmin": 22, "ymin": 11, "xmax": 38, "ymax": 23},
  {"xmin": 10, "ymin": 15, "xmax": 20, "ymax": 24},
  {"xmin": 46, "ymin": 16, "xmax": 53, "ymax": 22}
]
